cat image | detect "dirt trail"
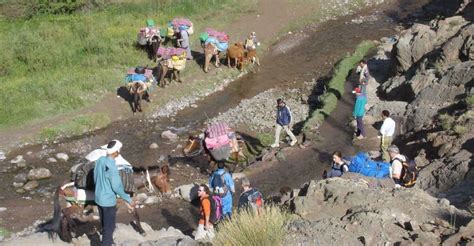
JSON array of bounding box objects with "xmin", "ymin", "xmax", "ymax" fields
[{"xmin": 0, "ymin": 0, "xmax": 432, "ymax": 241}]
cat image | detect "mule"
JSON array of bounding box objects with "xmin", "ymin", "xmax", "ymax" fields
[
  {"xmin": 203, "ymin": 42, "xmax": 221, "ymax": 73},
  {"xmin": 158, "ymin": 59, "xmax": 182, "ymax": 87},
  {"xmin": 227, "ymin": 42, "xmax": 246, "ymax": 70},
  {"xmin": 40, "ymin": 182, "xmax": 145, "ymax": 243},
  {"xmin": 128, "ymin": 82, "xmax": 147, "ymax": 113},
  {"xmin": 244, "ymin": 48, "xmax": 260, "ymax": 72},
  {"xmin": 134, "ymin": 165, "xmax": 171, "ymax": 195},
  {"xmin": 182, "ymin": 134, "xmax": 248, "ymax": 172}
]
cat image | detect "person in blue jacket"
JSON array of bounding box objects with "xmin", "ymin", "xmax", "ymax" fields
[
  {"xmin": 94, "ymin": 140, "xmax": 134, "ymax": 246},
  {"xmin": 271, "ymin": 98, "xmax": 298, "ymax": 148},
  {"xmin": 209, "ymin": 162, "xmax": 235, "ymax": 219},
  {"xmin": 353, "ymin": 87, "xmax": 367, "ymax": 139}
]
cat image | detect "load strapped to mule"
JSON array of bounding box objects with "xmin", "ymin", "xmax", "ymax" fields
[
  {"xmin": 204, "ymin": 122, "xmax": 239, "ymax": 162},
  {"xmin": 170, "ymin": 18, "xmax": 194, "ymax": 35},
  {"xmin": 200, "ymin": 28, "xmax": 229, "ymax": 52},
  {"xmin": 70, "ymin": 147, "xmax": 136, "ymax": 195},
  {"xmin": 125, "ymin": 66, "xmax": 155, "ymax": 91},
  {"xmin": 156, "ymin": 47, "xmax": 187, "ymax": 71},
  {"xmin": 137, "ymin": 19, "xmax": 162, "ymax": 46}
]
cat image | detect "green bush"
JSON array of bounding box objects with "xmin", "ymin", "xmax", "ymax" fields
[
  {"xmin": 453, "ymin": 125, "xmax": 466, "ymax": 135},
  {"xmin": 467, "ymin": 95, "xmax": 474, "ymax": 106},
  {"xmin": 214, "ymin": 206, "xmax": 292, "ymax": 245},
  {"xmin": 302, "ymin": 41, "xmax": 373, "ymax": 135},
  {"xmin": 439, "ymin": 113, "xmax": 454, "ymax": 131}
]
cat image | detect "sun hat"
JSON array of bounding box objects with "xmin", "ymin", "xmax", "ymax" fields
[{"xmin": 101, "ymin": 140, "xmax": 123, "ymax": 155}]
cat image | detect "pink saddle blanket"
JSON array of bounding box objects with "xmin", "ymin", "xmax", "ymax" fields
[{"xmin": 205, "ymin": 134, "xmax": 230, "ymax": 150}]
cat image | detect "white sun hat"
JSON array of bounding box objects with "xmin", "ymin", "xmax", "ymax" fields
[{"xmin": 101, "ymin": 140, "xmax": 123, "ymax": 155}]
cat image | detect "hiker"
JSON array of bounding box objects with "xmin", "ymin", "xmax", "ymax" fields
[
  {"xmin": 178, "ymin": 25, "xmax": 193, "ymax": 60},
  {"xmin": 356, "ymin": 59, "xmax": 371, "ymax": 95},
  {"xmin": 238, "ymin": 177, "xmax": 263, "ymax": 213},
  {"xmin": 94, "ymin": 140, "xmax": 134, "ymax": 246},
  {"xmin": 126, "ymin": 66, "xmax": 151, "ymax": 102},
  {"xmin": 387, "ymin": 145, "xmax": 405, "ymax": 186},
  {"xmin": 271, "ymin": 98, "xmax": 298, "ymax": 148},
  {"xmin": 195, "ymin": 184, "xmax": 215, "ymax": 241},
  {"xmin": 352, "ymin": 87, "xmax": 367, "ymax": 139},
  {"xmin": 325, "ymin": 151, "xmax": 349, "ymax": 178},
  {"xmin": 379, "ymin": 110, "xmax": 396, "ymax": 162},
  {"xmin": 209, "ymin": 162, "xmax": 235, "ymax": 219}
]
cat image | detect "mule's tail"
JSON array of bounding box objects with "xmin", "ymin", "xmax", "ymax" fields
[{"xmin": 38, "ymin": 185, "xmax": 62, "ymax": 240}]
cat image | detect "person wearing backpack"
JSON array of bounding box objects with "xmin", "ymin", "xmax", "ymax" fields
[
  {"xmin": 195, "ymin": 184, "xmax": 215, "ymax": 241},
  {"xmin": 388, "ymin": 145, "xmax": 418, "ymax": 188},
  {"xmin": 325, "ymin": 151, "xmax": 349, "ymax": 178},
  {"xmin": 238, "ymin": 177, "xmax": 263, "ymax": 213},
  {"xmin": 209, "ymin": 162, "xmax": 235, "ymax": 219}
]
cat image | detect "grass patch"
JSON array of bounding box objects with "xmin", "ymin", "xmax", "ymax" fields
[
  {"xmin": 302, "ymin": 40, "xmax": 374, "ymax": 136},
  {"xmin": 453, "ymin": 125, "xmax": 467, "ymax": 135},
  {"xmin": 467, "ymin": 95, "xmax": 474, "ymax": 106},
  {"xmin": 0, "ymin": 0, "xmax": 256, "ymax": 129},
  {"xmin": 214, "ymin": 206, "xmax": 292, "ymax": 245},
  {"xmin": 37, "ymin": 113, "xmax": 110, "ymax": 141},
  {"xmin": 0, "ymin": 227, "xmax": 10, "ymax": 238},
  {"xmin": 439, "ymin": 113, "xmax": 454, "ymax": 131}
]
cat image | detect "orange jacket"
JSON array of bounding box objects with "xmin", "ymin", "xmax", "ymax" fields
[{"xmin": 199, "ymin": 195, "xmax": 211, "ymax": 225}]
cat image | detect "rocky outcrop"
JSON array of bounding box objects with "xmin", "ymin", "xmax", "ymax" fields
[{"xmin": 285, "ymin": 179, "xmax": 472, "ymax": 245}]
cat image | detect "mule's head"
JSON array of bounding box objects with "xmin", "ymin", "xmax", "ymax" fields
[{"xmin": 183, "ymin": 136, "xmax": 199, "ymax": 156}]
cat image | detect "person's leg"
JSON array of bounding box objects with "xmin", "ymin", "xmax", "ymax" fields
[
  {"xmin": 101, "ymin": 206, "xmax": 117, "ymax": 246},
  {"xmin": 356, "ymin": 116, "xmax": 365, "ymax": 137},
  {"xmin": 98, "ymin": 205, "xmax": 104, "ymax": 233},
  {"xmin": 282, "ymin": 125, "xmax": 297, "ymax": 145},
  {"xmin": 381, "ymin": 136, "xmax": 392, "ymax": 162},
  {"xmin": 194, "ymin": 224, "xmax": 206, "ymax": 240},
  {"xmin": 272, "ymin": 124, "xmax": 282, "ymax": 147}
]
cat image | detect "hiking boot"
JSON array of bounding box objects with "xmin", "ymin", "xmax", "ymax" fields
[
  {"xmin": 270, "ymin": 143, "xmax": 279, "ymax": 148},
  {"xmin": 356, "ymin": 135, "xmax": 365, "ymax": 140},
  {"xmin": 290, "ymin": 140, "xmax": 298, "ymax": 146}
]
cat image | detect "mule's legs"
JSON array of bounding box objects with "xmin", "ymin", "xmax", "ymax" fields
[
  {"xmin": 173, "ymin": 70, "xmax": 182, "ymax": 82},
  {"xmin": 134, "ymin": 92, "xmax": 142, "ymax": 112}
]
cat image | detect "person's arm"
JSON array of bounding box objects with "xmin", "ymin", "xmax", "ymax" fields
[
  {"xmin": 380, "ymin": 120, "xmax": 388, "ymax": 135},
  {"xmin": 208, "ymin": 175, "xmax": 214, "ymax": 189},
  {"xmin": 391, "ymin": 160, "xmax": 402, "ymax": 180},
  {"xmin": 226, "ymin": 173, "xmax": 235, "ymax": 193},
  {"xmin": 108, "ymin": 163, "xmax": 132, "ymax": 204},
  {"xmin": 203, "ymin": 198, "xmax": 211, "ymax": 228}
]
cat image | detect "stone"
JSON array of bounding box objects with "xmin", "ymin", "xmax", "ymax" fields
[
  {"xmin": 0, "ymin": 151, "xmax": 5, "ymax": 161},
  {"xmin": 46, "ymin": 157, "xmax": 57, "ymax": 163},
  {"xmin": 16, "ymin": 162, "xmax": 27, "ymax": 168},
  {"xmin": 420, "ymin": 223, "xmax": 435, "ymax": 232},
  {"xmin": 13, "ymin": 182, "xmax": 24, "ymax": 188},
  {"xmin": 161, "ymin": 130, "xmax": 178, "ymax": 141},
  {"xmin": 0, "ymin": 207, "xmax": 6, "ymax": 212},
  {"xmin": 27, "ymin": 168, "xmax": 52, "ymax": 180},
  {"xmin": 23, "ymin": 180, "xmax": 39, "ymax": 191},
  {"xmin": 135, "ymin": 193, "xmax": 148, "ymax": 203},
  {"xmin": 16, "ymin": 188, "xmax": 26, "ymax": 194},
  {"xmin": 149, "ymin": 143, "xmax": 159, "ymax": 149},
  {"xmin": 13, "ymin": 173, "xmax": 28, "ymax": 183},
  {"xmin": 55, "ymin": 153, "xmax": 69, "ymax": 162},
  {"xmin": 174, "ymin": 183, "xmax": 199, "ymax": 202},
  {"xmin": 439, "ymin": 198, "xmax": 450, "ymax": 207},
  {"xmin": 232, "ymin": 172, "xmax": 247, "ymax": 180},
  {"xmin": 10, "ymin": 155, "xmax": 24, "ymax": 164},
  {"xmin": 276, "ymin": 151, "xmax": 286, "ymax": 162}
]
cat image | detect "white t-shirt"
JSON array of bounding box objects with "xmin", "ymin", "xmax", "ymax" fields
[
  {"xmin": 380, "ymin": 117, "xmax": 396, "ymax": 137},
  {"xmin": 391, "ymin": 154, "xmax": 405, "ymax": 177}
]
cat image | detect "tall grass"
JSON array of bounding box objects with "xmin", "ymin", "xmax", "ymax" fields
[
  {"xmin": 214, "ymin": 206, "xmax": 292, "ymax": 245},
  {"xmin": 303, "ymin": 41, "xmax": 374, "ymax": 136},
  {"xmin": 0, "ymin": 0, "xmax": 254, "ymax": 128}
]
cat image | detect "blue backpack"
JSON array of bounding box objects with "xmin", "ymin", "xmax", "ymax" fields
[
  {"xmin": 349, "ymin": 152, "xmax": 391, "ymax": 178},
  {"xmin": 211, "ymin": 172, "xmax": 229, "ymax": 197}
]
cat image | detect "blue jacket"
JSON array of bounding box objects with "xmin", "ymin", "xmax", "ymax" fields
[
  {"xmin": 127, "ymin": 74, "xmax": 147, "ymax": 83},
  {"xmin": 209, "ymin": 168, "xmax": 235, "ymax": 215},
  {"xmin": 276, "ymin": 105, "xmax": 292, "ymax": 126},
  {"xmin": 353, "ymin": 95, "xmax": 367, "ymax": 117},
  {"xmin": 94, "ymin": 156, "xmax": 132, "ymax": 207}
]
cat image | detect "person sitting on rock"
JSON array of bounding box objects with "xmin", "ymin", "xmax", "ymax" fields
[{"xmin": 323, "ymin": 151, "xmax": 349, "ymax": 179}]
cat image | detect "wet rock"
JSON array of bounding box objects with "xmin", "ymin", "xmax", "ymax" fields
[
  {"xmin": 16, "ymin": 161, "xmax": 27, "ymax": 168},
  {"xmin": 55, "ymin": 153, "xmax": 69, "ymax": 162},
  {"xmin": 27, "ymin": 168, "xmax": 52, "ymax": 180},
  {"xmin": 13, "ymin": 182, "xmax": 24, "ymax": 188},
  {"xmin": 13, "ymin": 173, "xmax": 28, "ymax": 183},
  {"xmin": 0, "ymin": 151, "xmax": 5, "ymax": 161},
  {"xmin": 149, "ymin": 143, "xmax": 159, "ymax": 149},
  {"xmin": 161, "ymin": 130, "xmax": 178, "ymax": 141},
  {"xmin": 174, "ymin": 183, "xmax": 199, "ymax": 202},
  {"xmin": 0, "ymin": 207, "xmax": 6, "ymax": 212},
  {"xmin": 16, "ymin": 188, "xmax": 26, "ymax": 194},
  {"xmin": 10, "ymin": 155, "xmax": 24, "ymax": 164},
  {"xmin": 46, "ymin": 157, "xmax": 57, "ymax": 163},
  {"xmin": 23, "ymin": 181, "xmax": 39, "ymax": 191}
]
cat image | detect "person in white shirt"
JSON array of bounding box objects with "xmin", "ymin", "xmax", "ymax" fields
[
  {"xmin": 380, "ymin": 110, "xmax": 396, "ymax": 162},
  {"xmin": 388, "ymin": 145, "xmax": 405, "ymax": 186}
]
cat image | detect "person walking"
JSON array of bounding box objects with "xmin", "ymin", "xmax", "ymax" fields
[
  {"xmin": 353, "ymin": 87, "xmax": 367, "ymax": 139},
  {"xmin": 209, "ymin": 162, "xmax": 235, "ymax": 219},
  {"xmin": 271, "ymin": 98, "xmax": 298, "ymax": 148},
  {"xmin": 195, "ymin": 184, "xmax": 215, "ymax": 241},
  {"xmin": 380, "ymin": 110, "xmax": 396, "ymax": 162},
  {"xmin": 94, "ymin": 140, "xmax": 134, "ymax": 246},
  {"xmin": 356, "ymin": 59, "xmax": 371, "ymax": 95},
  {"xmin": 178, "ymin": 25, "xmax": 193, "ymax": 60},
  {"xmin": 237, "ymin": 177, "xmax": 263, "ymax": 213}
]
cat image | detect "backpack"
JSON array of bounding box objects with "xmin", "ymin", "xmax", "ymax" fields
[
  {"xmin": 206, "ymin": 195, "xmax": 223, "ymax": 224},
  {"xmin": 392, "ymin": 156, "xmax": 418, "ymax": 188},
  {"xmin": 248, "ymin": 189, "xmax": 263, "ymax": 210},
  {"xmin": 211, "ymin": 172, "xmax": 229, "ymax": 197}
]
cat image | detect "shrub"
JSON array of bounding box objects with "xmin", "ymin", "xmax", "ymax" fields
[
  {"xmin": 214, "ymin": 206, "xmax": 292, "ymax": 245},
  {"xmin": 439, "ymin": 113, "xmax": 454, "ymax": 131},
  {"xmin": 467, "ymin": 95, "xmax": 474, "ymax": 106},
  {"xmin": 453, "ymin": 125, "xmax": 466, "ymax": 135}
]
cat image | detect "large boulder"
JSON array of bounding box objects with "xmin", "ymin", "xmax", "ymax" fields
[
  {"xmin": 395, "ymin": 24, "xmax": 437, "ymax": 72},
  {"xmin": 174, "ymin": 183, "xmax": 199, "ymax": 202}
]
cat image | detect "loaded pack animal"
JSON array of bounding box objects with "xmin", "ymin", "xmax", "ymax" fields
[
  {"xmin": 136, "ymin": 26, "xmax": 163, "ymax": 61},
  {"xmin": 226, "ymin": 42, "xmax": 246, "ymax": 70},
  {"xmin": 125, "ymin": 66, "xmax": 154, "ymax": 113},
  {"xmin": 129, "ymin": 82, "xmax": 147, "ymax": 113},
  {"xmin": 158, "ymin": 58, "xmax": 183, "ymax": 87},
  {"xmin": 182, "ymin": 132, "xmax": 248, "ymax": 172},
  {"xmin": 243, "ymin": 48, "xmax": 261, "ymax": 72},
  {"xmin": 203, "ymin": 42, "xmax": 222, "ymax": 73}
]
